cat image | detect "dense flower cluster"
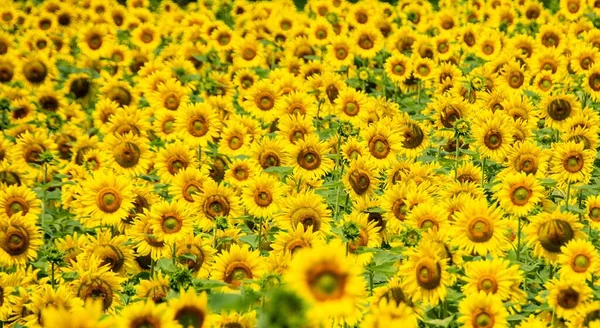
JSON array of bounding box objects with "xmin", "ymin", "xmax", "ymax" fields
[{"xmin": 1, "ymin": 0, "xmax": 600, "ymax": 327}]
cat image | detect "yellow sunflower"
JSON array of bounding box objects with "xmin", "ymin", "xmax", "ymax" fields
[
  {"xmin": 334, "ymin": 87, "xmax": 371, "ymax": 126},
  {"xmin": 271, "ymin": 222, "xmax": 325, "ymax": 257},
  {"xmin": 450, "ymin": 199, "xmax": 510, "ymax": 257},
  {"xmin": 0, "ymin": 184, "xmax": 41, "ymax": 221},
  {"xmin": 154, "ymin": 141, "xmax": 198, "ymax": 183},
  {"xmin": 146, "ymin": 78, "xmax": 190, "ymax": 112},
  {"xmin": 546, "ymin": 277, "xmax": 591, "ymax": 320},
  {"xmin": 285, "ymin": 241, "xmax": 366, "ymax": 326},
  {"xmin": 472, "ymin": 111, "xmax": 514, "ymax": 163},
  {"xmin": 103, "ymin": 132, "xmax": 152, "ymax": 177},
  {"xmin": 275, "ymin": 190, "xmax": 332, "ymax": 235},
  {"xmin": 212, "ymin": 243, "xmax": 265, "ymax": 292},
  {"xmin": 286, "ymin": 133, "xmax": 335, "ymax": 182},
  {"xmin": 342, "ymin": 157, "xmax": 379, "ymax": 201},
  {"xmin": 175, "ymin": 233, "xmax": 215, "ymax": 279},
  {"xmin": 145, "ymin": 200, "xmax": 194, "ymax": 246},
  {"xmin": 241, "ymin": 174, "xmax": 286, "ymax": 219},
  {"xmin": 539, "ymin": 94, "xmax": 581, "ymax": 129},
  {"xmin": 399, "ymin": 243, "xmax": 451, "ymax": 307},
  {"xmin": 457, "ymin": 291, "xmax": 509, "ymax": 328},
  {"xmin": 130, "ymin": 215, "xmax": 169, "ymax": 261},
  {"xmin": 168, "ymin": 289, "xmax": 212, "ymax": 328},
  {"xmin": 493, "ymin": 172, "xmax": 545, "ymax": 217},
  {"xmin": 116, "ymin": 300, "xmax": 179, "ymax": 328},
  {"xmin": 525, "ymin": 210, "xmax": 585, "ymax": 263},
  {"xmin": 361, "ymin": 117, "xmax": 402, "ymax": 169},
  {"xmin": 550, "ymin": 141, "xmax": 595, "ymax": 185},
  {"xmin": 193, "ymin": 180, "xmax": 240, "ymax": 230},
  {"xmin": 0, "ymin": 213, "xmax": 43, "ymax": 267},
  {"xmin": 585, "ymin": 195, "xmax": 600, "ymax": 229},
  {"xmin": 557, "ymin": 239, "xmax": 600, "ymax": 281},
  {"xmin": 462, "ymin": 259, "xmax": 524, "ymax": 302},
  {"xmin": 74, "ymin": 169, "xmax": 135, "ymax": 228}
]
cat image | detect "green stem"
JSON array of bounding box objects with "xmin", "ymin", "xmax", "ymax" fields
[
  {"xmin": 172, "ymin": 243, "xmax": 177, "ymax": 265},
  {"xmin": 566, "ymin": 182, "xmax": 571, "ymax": 211},
  {"xmin": 369, "ymin": 271, "xmax": 374, "ymax": 296},
  {"xmin": 454, "ymin": 136, "xmax": 460, "ymax": 180},
  {"xmin": 151, "ymin": 259, "xmax": 155, "ymax": 277},
  {"xmin": 51, "ymin": 262, "xmax": 55, "ymax": 290},
  {"xmin": 481, "ymin": 158, "xmax": 486, "ymax": 186},
  {"xmin": 41, "ymin": 162, "xmax": 47, "ymax": 227},
  {"xmin": 517, "ymin": 216, "xmax": 522, "ymax": 262},
  {"xmin": 257, "ymin": 216, "xmax": 263, "ymax": 254}
]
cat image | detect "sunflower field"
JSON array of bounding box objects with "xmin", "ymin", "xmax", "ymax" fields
[{"xmin": 5, "ymin": 0, "xmax": 600, "ymax": 327}]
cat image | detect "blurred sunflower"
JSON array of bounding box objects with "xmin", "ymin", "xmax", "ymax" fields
[
  {"xmin": 275, "ymin": 190, "xmax": 331, "ymax": 235},
  {"xmin": 342, "ymin": 157, "xmax": 379, "ymax": 201},
  {"xmin": 116, "ymin": 300, "xmax": 179, "ymax": 328},
  {"xmin": 103, "ymin": 133, "xmax": 152, "ymax": 177},
  {"xmin": 399, "ymin": 243, "xmax": 450, "ymax": 307},
  {"xmin": 212, "ymin": 243, "xmax": 265, "ymax": 292},
  {"xmin": 194, "ymin": 180, "xmax": 240, "ymax": 229},
  {"xmin": 457, "ymin": 291, "xmax": 508, "ymax": 328},
  {"xmin": 168, "ymin": 289, "xmax": 212, "ymax": 328},
  {"xmin": 285, "ymin": 241, "xmax": 366, "ymax": 326},
  {"xmin": 550, "ymin": 141, "xmax": 595, "ymax": 185},
  {"xmin": 546, "ymin": 277, "xmax": 591, "ymax": 320},
  {"xmin": 525, "ymin": 210, "xmax": 585, "ymax": 263},
  {"xmin": 241, "ymin": 174, "xmax": 286, "ymax": 219},
  {"xmin": 0, "ymin": 213, "xmax": 43, "ymax": 267}
]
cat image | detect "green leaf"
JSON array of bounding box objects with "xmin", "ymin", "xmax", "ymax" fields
[
  {"xmin": 425, "ymin": 315, "xmax": 455, "ymax": 327},
  {"xmin": 194, "ymin": 279, "xmax": 229, "ymax": 291},
  {"xmin": 157, "ymin": 258, "xmax": 178, "ymax": 274},
  {"xmin": 263, "ymin": 166, "xmax": 294, "ymax": 176}
]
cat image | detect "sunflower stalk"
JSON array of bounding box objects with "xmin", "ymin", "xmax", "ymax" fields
[
  {"xmin": 565, "ymin": 182, "xmax": 571, "ymax": 211},
  {"xmin": 517, "ymin": 216, "xmax": 522, "ymax": 262},
  {"xmin": 454, "ymin": 136, "xmax": 460, "ymax": 180},
  {"xmin": 257, "ymin": 215, "xmax": 263, "ymax": 254}
]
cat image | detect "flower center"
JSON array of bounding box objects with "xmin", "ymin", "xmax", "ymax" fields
[
  {"xmin": 188, "ymin": 116, "xmax": 208, "ymax": 137},
  {"xmin": 416, "ymin": 258, "xmax": 442, "ymax": 290},
  {"xmin": 477, "ymin": 276, "xmax": 498, "ymax": 293},
  {"xmin": 571, "ymin": 254, "xmax": 590, "ymax": 273},
  {"xmin": 224, "ymin": 262, "xmax": 253, "ymax": 287},
  {"xmin": 297, "ymin": 148, "xmax": 321, "ymax": 170},
  {"xmin": 547, "ymin": 98, "xmax": 572, "ymax": 121},
  {"xmin": 473, "ymin": 311, "xmax": 495, "ymax": 328},
  {"xmin": 563, "ymin": 153, "xmax": 584, "ymax": 173},
  {"xmin": 174, "ymin": 306, "xmax": 205, "ymax": 328},
  {"xmin": 349, "ymin": 170, "xmax": 370, "ymax": 195},
  {"xmin": 162, "ymin": 119, "xmax": 175, "ymax": 134},
  {"xmin": 257, "ymin": 93, "xmax": 275, "ymax": 110},
  {"xmin": 114, "ymin": 142, "xmax": 141, "ymax": 168},
  {"xmin": 538, "ymin": 219, "xmax": 575, "ymax": 253},
  {"xmin": 557, "ymin": 287, "xmax": 579, "ymax": 309},
  {"xmin": 88, "ymin": 34, "xmax": 102, "ymax": 50},
  {"xmin": 204, "ymin": 195, "xmax": 230, "ymax": 218},
  {"xmin": 467, "ymin": 218, "xmax": 493, "ymax": 242},
  {"xmin": 182, "ymin": 182, "xmax": 202, "ymax": 202},
  {"xmin": 164, "ymin": 94, "xmax": 180, "ymax": 110},
  {"xmin": 369, "ymin": 136, "xmax": 391, "ymax": 159},
  {"xmin": 254, "ymin": 190, "xmax": 273, "ymax": 207},
  {"xmin": 392, "ymin": 199, "xmax": 407, "ymax": 221},
  {"xmin": 393, "ymin": 63, "xmax": 405, "ymax": 75},
  {"xmin": 308, "ymin": 268, "xmax": 346, "ymax": 301},
  {"xmin": 242, "ymin": 48, "xmax": 256, "ymax": 61},
  {"xmin": 335, "ymin": 47, "xmax": 348, "ymax": 60},
  {"xmin": 2, "ymin": 227, "xmax": 29, "ymax": 256},
  {"xmin": 162, "ymin": 215, "xmax": 182, "ymax": 234},
  {"xmin": 484, "ymin": 130, "xmax": 502, "ymax": 149},
  {"xmin": 7, "ymin": 198, "xmax": 28, "ymax": 216},
  {"xmin": 97, "ymin": 188, "xmax": 122, "ymax": 213},
  {"xmin": 343, "ymin": 101, "xmax": 359, "ymax": 116},
  {"xmin": 167, "ymin": 156, "xmax": 187, "ymax": 175},
  {"xmin": 511, "ymin": 186, "xmax": 532, "ymax": 206},
  {"xmin": 590, "ymin": 207, "xmax": 600, "ymax": 222},
  {"xmin": 292, "ymin": 208, "xmax": 321, "ymax": 232}
]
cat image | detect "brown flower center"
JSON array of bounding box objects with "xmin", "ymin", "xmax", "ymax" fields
[
  {"xmin": 511, "ymin": 186, "xmax": 532, "ymax": 206},
  {"xmin": 589, "ymin": 73, "xmax": 600, "ymax": 91},
  {"xmin": 224, "ymin": 261, "xmax": 253, "ymax": 287},
  {"xmin": 538, "ymin": 219, "xmax": 575, "ymax": 253},
  {"xmin": 254, "ymin": 190, "xmax": 273, "ymax": 207},
  {"xmin": 557, "ymin": 287, "xmax": 579, "ymax": 309},
  {"xmin": 477, "ymin": 276, "xmax": 498, "ymax": 293},
  {"xmin": 174, "ymin": 306, "xmax": 205, "ymax": 328},
  {"xmin": 484, "ymin": 130, "xmax": 502, "ymax": 150},
  {"xmin": 203, "ymin": 195, "xmax": 230, "ymax": 218},
  {"xmin": 161, "ymin": 215, "xmax": 182, "ymax": 234},
  {"xmin": 97, "ymin": 188, "xmax": 122, "ymax": 213},
  {"xmin": 358, "ymin": 34, "xmax": 374, "ymax": 50},
  {"xmin": 343, "ymin": 101, "xmax": 359, "ymax": 116},
  {"xmin": 292, "ymin": 208, "xmax": 321, "ymax": 232},
  {"xmin": 402, "ymin": 123, "xmax": 424, "ymax": 149},
  {"xmin": 1, "ymin": 226, "xmax": 29, "ymax": 256},
  {"xmin": 467, "ymin": 218, "xmax": 494, "ymax": 242},
  {"xmin": 297, "ymin": 147, "xmax": 321, "ymax": 170},
  {"xmin": 166, "ymin": 156, "xmax": 187, "ymax": 175},
  {"xmin": 79, "ymin": 279, "xmax": 114, "ymax": 310},
  {"xmin": 547, "ymin": 98, "xmax": 572, "ymax": 121},
  {"xmin": 182, "ymin": 181, "xmax": 202, "ymax": 202},
  {"xmin": 307, "ymin": 265, "xmax": 347, "ymax": 301},
  {"xmin": 242, "ymin": 48, "xmax": 256, "ymax": 61},
  {"xmin": 88, "ymin": 34, "xmax": 102, "ymax": 50},
  {"xmin": 392, "ymin": 199, "xmax": 407, "ymax": 222},
  {"xmin": 256, "ymin": 93, "xmax": 275, "ymax": 111},
  {"xmin": 472, "ymin": 310, "xmax": 495, "ymax": 328},
  {"xmin": 259, "ymin": 151, "xmax": 280, "ymax": 169},
  {"xmin": 348, "ymin": 170, "xmax": 370, "ymax": 195},
  {"xmin": 114, "ymin": 142, "xmax": 141, "ymax": 168},
  {"xmin": 415, "ymin": 258, "xmax": 442, "ymax": 290},
  {"xmin": 571, "ymin": 254, "xmax": 591, "ymax": 273},
  {"xmin": 563, "ymin": 153, "xmax": 584, "ymax": 173},
  {"xmin": 23, "ymin": 59, "xmax": 47, "ymax": 83},
  {"xmin": 368, "ymin": 135, "xmax": 391, "ymax": 159},
  {"xmin": 7, "ymin": 197, "xmax": 29, "ymax": 217}
]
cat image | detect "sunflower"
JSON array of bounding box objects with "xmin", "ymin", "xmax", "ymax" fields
[
  {"xmin": 462, "ymin": 259, "xmax": 524, "ymax": 303},
  {"xmin": 361, "ymin": 117, "xmax": 402, "ymax": 169},
  {"xmin": 167, "ymin": 167, "xmax": 206, "ymax": 205},
  {"xmin": 342, "ymin": 157, "xmax": 379, "ymax": 201},
  {"xmin": 550, "ymin": 141, "xmax": 595, "ymax": 185},
  {"xmin": 275, "ymin": 190, "xmax": 331, "ymax": 235},
  {"xmin": 562, "ymin": 125, "xmax": 599, "ymax": 151},
  {"xmin": 131, "ymin": 23, "xmax": 161, "ymax": 52},
  {"xmin": 241, "ymin": 174, "xmax": 286, "ymax": 219},
  {"xmin": 334, "ymin": 87, "xmax": 370, "ymax": 126},
  {"xmin": 41, "ymin": 300, "xmax": 108, "ymax": 328},
  {"xmin": 10, "ymin": 130, "xmax": 56, "ymax": 175},
  {"xmin": 361, "ymin": 298, "xmax": 418, "ymax": 328},
  {"xmin": 217, "ymin": 120, "xmax": 250, "ymax": 158},
  {"xmin": 450, "ymin": 199, "xmax": 510, "ymax": 257},
  {"xmin": 147, "ymin": 78, "xmax": 190, "ymax": 113},
  {"xmin": 539, "ymin": 94, "xmax": 581, "ymax": 129},
  {"xmin": 77, "ymin": 24, "xmax": 113, "ymax": 59},
  {"xmin": 351, "ymin": 24, "xmax": 383, "ymax": 59},
  {"xmin": 18, "ymin": 51, "xmax": 57, "ymax": 88},
  {"xmin": 232, "ymin": 33, "xmax": 265, "ymax": 68},
  {"xmin": 24, "ymin": 285, "xmax": 84, "ymax": 328},
  {"xmin": 211, "ymin": 311, "xmax": 256, "ymax": 328},
  {"xmin": 212, "ymin": 243, "xmax": 265, "ymax": 292},
  {"xmin": 546, "ymin": 277, "xmax": 591, "ymax": 320},
  {"xmin": 286, "ymin": 133, "xmax": 335, "ymax": 182},
  {"xmin": 406, "ymin": 201, "xmax": 449, "ymax": 232},
  {"xmin": 103, "ymin": 133, "xmax": 152, "ymax": 177},
  {"xmin": 193, "ymin": 180, "xmax": 240, "ymax": 229},
  {"xmin": 136, "ymin": 272, "xmax": 170, "ymax": 303},
  {"xmin": 324, "ymin": 35, "xmax": 354, "ymax": 69},
  {"xmin": 285, "ymin": 241, "xmax": 366, "ymax": 326},
  {"xmin": 472, "ymin": 111, "xmax": 513, "ymax": 163},
  {"xmin": 242, "ymin": 79, "xmax": 282, "ymax": 123},
  {"xmin": 399, "ymin": 243, "xmax": 451, "ymax": 307},
  {"xmin": 274, "ymin": 91, "xmax": 317, "ymax": 119},
  {"xmin": 276, "ymin": 114, "xmax": 316, "ymax": 145},
  {"xmin": 494, "ymin": 172, "xmax": 544, "ymax": 217},
  {"xmin": 175, "ymin": 233, "xmax": 215, "ymax": 279},
  {"xmin": 344, "ymin": 211, "xmax": 382, "ymax": 266},
  {"xmin": 556, "ymin": 239, "xmax": 600, "ymax": 282},
  {"xmin": 117, "ymin": 300, "xmax": 179, "ymax": 328},
  {"xmin": 167, "ymin": 289, "xmax": 212, "ymax": 328},
  {"xmin": 525, "ymin": 210, "xmax": 585, "ymax": 263},
  {"xmin": 457, "ymin": 291, "xmax": 509, "ymax": 328},
  {"xmin": 498, "ymin": 59, "xmax": 530, "ymax": 93},
  {"xmin": 271, "ymin": 222, "xmax": 325, "ymax": 257},
  {"xmin": 0, "ymin": 184, "xmax": 41, "ymax": 221},
  {"xmin": 103, "ymin": 105, "xmax": 151, "ymax": 138},
  {"xmin": 585, "ymin": 195, "xmax": 600, "ymax": 229},
  {"xmin": 0, "ymin": 213, "xmax": 43, "ymax": 267},
  {"xmin": 130, "ymin": 215, "xmax": 169, "ymax": 261},
  {"xmin": 140, "ymin": 200, "xmax": 193, "ymax": 246},
  {"xmin": 503, "ymin": 140, "xmax": 550, "ymax": 178},
  {"xmin": 74, "ymin": 169, "xmax": 135, "ymax": 228},
  {"xmin": 154, "ymin": 142, "xmax": 197, "ymax": 183},
  {"xmin": 584, "ymin": 63, "xmax": 600, "ymax": 101},
  {"xmin": 476, "ymin": 31, "xmax": 502, "ymax": 60},
  {"xmin": 84, "ymin": 230, "xmax": 136, "ymax": 276},
  {"xmin": 100, "ymin": 78, "xmax": 137, "ymax": 108}
]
